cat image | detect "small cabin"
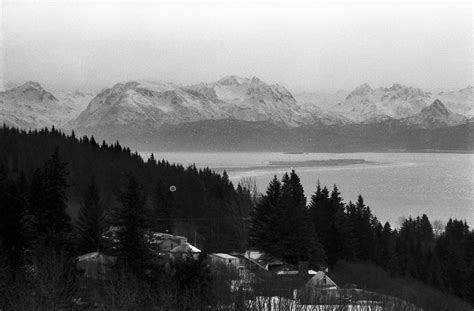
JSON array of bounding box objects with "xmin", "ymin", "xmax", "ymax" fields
[
  {"xmin": 170, "ymin": 242, "xmax": 201, "ymax": 260},
  {"xmin": 300, "ymin": 271, "xmax": 340, "ymax": 303},
  {"xmin": 210, "ymin": 253, "xmax": 240, "ymax": 269},
  {"xmin": 76, "ymin": 252, "xmax": 116, "ymax": 279},
  {"xmin": 147, "ymin": 232, "xmax": 188, "ymax": 252}
]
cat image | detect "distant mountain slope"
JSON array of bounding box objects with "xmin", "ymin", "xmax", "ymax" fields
[
  {"xmin": 0, "ymin": 81, "xmax": 74, "ymax": 129},
  {"xmin": 66, "ymin": 80, "xmax": 231, "ymax": 141},
  {"xmin": 189, "ymin": 75, "xmax": 315, "ymax": 126},
  {"xmin": 331, "ymin": 83, "xmax": 432, "ymax": 122},
  {"xmin": 402, "ymin": 99, "xmax": 467, "ymax": 129},
  {"xmin": 56, "ymin": 91, "xmax": 95, "ymax": 116},
  {"xmin": 3, "ymin": 78, "xmax": 472, "ymax": 152},
  {"xmin": 294, "ymin": 90, "xmax": 347, "ymax": 110},
  {"xmin": 436, "ymin": 86, "xmax": 473, "ymax": 117},
  {"xmin": 312, "ymin": 84, "xmax": 473, "ymax": 124},
  {"xmin": 0, "ymin": 82, "xmax": 96, "ymax": 129},
  {"xmin": 66, "ymin": 77, "xmax": 350, "ymax": 142}
]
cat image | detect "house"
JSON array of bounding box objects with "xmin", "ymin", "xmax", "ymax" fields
[
  {"xmin": 147, "ymin": 232, "xmax": 188, "ymax": 253},
  {"xmin": 210, "ymin": 253, "xmax": 240, "ymax": 269},
  {"xmin": 76, "ymin": 252, "xmax": 116, "ymax": 279},
  {"xmin": 102, "ymin": 227, "xmax": 188, "ymax": 255},
  {"xmin": 242, "ymin": 250, "xmax": 296, "ymax": 273},
  {"xmin": 170, "ymin": 242, "xmax": 201, "ymax": 260},
  {"xmin": 299, "ymin": 271, "xmax": 340, "ymax": 303}
]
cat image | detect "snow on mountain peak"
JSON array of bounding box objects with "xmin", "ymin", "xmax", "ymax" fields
[
  {"xmin": 0, "ymin": 81, "xmax": 78, "ymax": 129},
  {"xmin": 333, "ymin": 83, "xmax": 434, "ymax": 122},
  {"xmin": 346, "ymin": 83, "xmax": 373, "ymax": 99},
  {"xmin": 9, "ymin": 81, "xmax": 58, "ymax": 102},
  {"xmin": 217, "ymin": 75, "xmax": 249, "ymax": 86},
  {"xmin": 435, "ymin": 86, "xmax": 473, "ymax": 117},
  {"xmin": 21, "ymin": 81, "xmax": 44, "ymax": 90},
  {"xmin": 403, "ymin": 99, "xmax": 467, "ymax": 129}
]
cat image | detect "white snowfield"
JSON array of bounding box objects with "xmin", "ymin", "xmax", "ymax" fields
[{"xmin": 1, "ymin": 78, "xmax": 472, "ymax": 132}]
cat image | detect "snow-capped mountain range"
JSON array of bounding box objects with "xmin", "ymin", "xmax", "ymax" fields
[
  {"xmin": 1, "ymin": 78, "xmax": 471, "ymax": 136},
  {"xmin": 66, "ymin": 76, "xmax": 350, "ymax": 136},
  {"xmin": 332, "ymin": 83, "xmax": 432, "ymax": 122},
  {"xmin": 297, "ymin": 84, "xmax": 473, "ymax": 123}
]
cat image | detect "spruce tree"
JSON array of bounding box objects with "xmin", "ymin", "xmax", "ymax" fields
[
  {"xmin": 75, "ymin": 177, "xmax": 106, "ymax": 254},
  {"xmin": 309, "ymin": 183, "xmax": 331, "ymax": 248},
  {"xmin": 248, "ymin": 175, "xmax": 282, "ymax": 255},
  {"xmin": 347, "ymin": 195, "xmax": 377, "ymax": 261},
  {"xmin": 151, "ymin": 180, "xmax": 174, "ymax": 233},
  {"xmin": 0, "ymin": 170, "xmax": 28, "ymax": 270},
  {"xmin": 378, "ymin": 222, "xmax": 398, "ymax": 272},
  {"xmin": 325, "ymin": 185, "xmax": 355, "ymax": 264},
  {"xmin": 279, "ymin": 171, "xmax": 305, "ymax": 264},
  {"xmin": 29, "ymin": 150, "xmax": 71, "ymax": 251},
  {"xmin": 113, "ymin": 174, "xmax": 149, "ymax": 275}
]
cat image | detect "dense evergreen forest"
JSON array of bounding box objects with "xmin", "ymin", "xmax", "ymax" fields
[
  {"xmin": 0, "ymin": 125, "xmax": 253, "ymax": 252},
  {"xmin": 0, "ymin": 125, "xmax": 472, "ymax": 310},
  {"xmin": 249, "ymin": 172, "xmax": 474, "ymax": 306}
]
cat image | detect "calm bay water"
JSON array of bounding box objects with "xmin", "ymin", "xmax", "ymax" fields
[{"xmin": 140, "ymin": 152, "xmax": 474, "ymax": 226}]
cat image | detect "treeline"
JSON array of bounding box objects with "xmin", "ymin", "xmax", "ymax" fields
[
  {"xmin": 249, "ymin": 172, "xmax": 474, "ymax": 305},
  {"xmin": 0, "ymin": 125, "xmax": 253, "ymax": 252}
]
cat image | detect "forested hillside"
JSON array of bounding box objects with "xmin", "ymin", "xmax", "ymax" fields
[{"xmin": 0, "ymin": 125, "xmax": 253, "ymax": 252}]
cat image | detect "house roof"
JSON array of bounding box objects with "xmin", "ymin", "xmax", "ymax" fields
[
  {"xmin": 76, "ymin": 252, "xmax": 116, "ymax": 263},
  {"xmin": 77, "ymin": 252, "xmax": 101, "ymax": 262},
  {"xmin": 250, "ymin": 255, "xmax": 295, "ymax": 272},
  {"xmin": 212, "ymin": 253, "xmax": 239, "ymax": 260},
  {"xmin": 147, "ymin": 232, "xmax": 187, "ymax": 245},
  {"xmin": 170, "ymin": 242, "xmax": 201, "ymax": 253},
  {"xmin": 307, "ymin": 271, "xmax": 339, "ymax": 288}
]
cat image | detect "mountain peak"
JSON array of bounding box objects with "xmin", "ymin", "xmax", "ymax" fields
[
  {"xmin": 10, "ymin": 81, "xmax": 58, "ymax": 101},
  {"xmin": 425, "ymin": 99, "xmax": 449, "ymax": 115},
  {"xmin": 217, "ymin": 75, "xmax": 248, "ymax": 86},
  {"xmin": 389, "ymin": 83, "xmax": 404, "ymax": 91},
  {"xmin": 19, "ymin": 81, "xmax": 45, "ymax": 91},
  {"xmin": 346, "ymin": 83, "xmax": 373, "ymax": 99},
  {"xmin": 403, "ymin": 98, "xmax": 467, "ymax": 129}
]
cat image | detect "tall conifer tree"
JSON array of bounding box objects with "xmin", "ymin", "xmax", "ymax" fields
[
  {"xmin": 29, "ymin": 150, "xmax": 71, "ymax": 251},
  {"xmin": 248, "ymin": 176, "xmax": 282, "ymax": 255},
  {"xmin": 0, "ymin": 169, "xmax": 29, "ymax": 270},
  {"xmin": 113, "ymin": 174, "xmax": 149, "ymax": 275},
  {"xmin": 76, "ymin": 177, "xmax": 106, "ymax": 253}
]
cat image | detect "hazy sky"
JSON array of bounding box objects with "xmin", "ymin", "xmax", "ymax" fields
[{"xmin": 1, "ymin": 0, "xmax": 473, "ymax": 93}]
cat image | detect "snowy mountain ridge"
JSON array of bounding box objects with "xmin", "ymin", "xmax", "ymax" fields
[
  {"xmin": 1, "ymin": 78, "xmax": 471, "ymax": 137},
  {"xmin": 402, "ymin": 99, "xmax": 467, "ymax": 129}
]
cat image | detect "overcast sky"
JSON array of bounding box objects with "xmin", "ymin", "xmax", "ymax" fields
[{"xmin": 1, "ymin": 0, "xmax": 473, "ymax": 93}]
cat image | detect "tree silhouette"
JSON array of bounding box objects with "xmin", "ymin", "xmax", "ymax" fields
[{"xmin": 75, "ymin": 177, "xmax": 106, "ymax": 254}]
